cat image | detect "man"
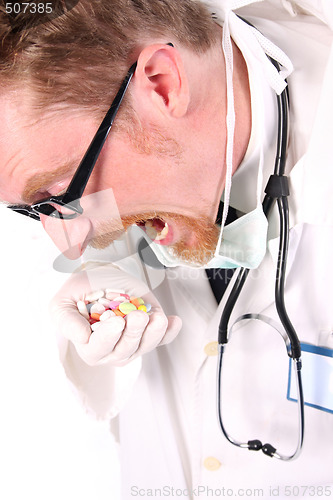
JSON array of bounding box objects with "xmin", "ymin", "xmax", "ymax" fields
[{"xmin": 0, "ymin": 0, "xmax": 332, "ymax": 498}]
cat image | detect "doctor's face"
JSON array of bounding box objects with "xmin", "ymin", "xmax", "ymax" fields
[{"xmin": 0, "ymin": 92, "xmax": 219, "ymax": 263}]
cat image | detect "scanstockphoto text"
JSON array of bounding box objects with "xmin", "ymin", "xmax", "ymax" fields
[{"xmin": 129, "ymin": 484, "xmax": 333, "ymax": 497}]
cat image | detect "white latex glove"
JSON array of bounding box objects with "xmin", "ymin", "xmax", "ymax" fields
[{"xmin": 50, "ymin": 263, "xmax": 182, "ymax": 366}]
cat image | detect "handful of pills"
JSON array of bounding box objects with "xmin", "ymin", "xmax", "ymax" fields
[{"xmin": 77, "ymin": 289, "xmax": 152, "ymax": 332}]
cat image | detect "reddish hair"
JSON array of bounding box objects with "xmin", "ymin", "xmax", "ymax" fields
[{"xmin": 0, "ymin": 0, "xmax": 217, "ymax": 117}]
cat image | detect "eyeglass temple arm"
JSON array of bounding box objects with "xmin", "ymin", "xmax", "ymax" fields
[
  {"xmin": 62, "ymin": 62, "xmax": 137, "ymax": 204},
  {"xmin": 63, "ymin": 42, "xmax": 174, "ymax": 204}
]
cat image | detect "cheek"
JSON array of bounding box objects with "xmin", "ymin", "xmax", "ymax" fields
[
  {"xmin": 88, "ymin": 138, "xmax": 150, "ymax": 196},
  {"xmin": 79, "ymin": 187, "xmax": 124, "ymax": 226},
  {"xmin": 0, "ymin": 173, "xmax": 28, "ymax": 204}
]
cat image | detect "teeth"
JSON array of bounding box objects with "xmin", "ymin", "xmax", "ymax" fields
[
  {"xmin": 145, "ymin": 221, "xmax": 169, "ymax": 241},
  {"xmin": 145, "ymin": 221, "xmax": 156, "ymax": 240},
  {"xmin": 156, "ymin": 223, "xmax": 169, "ymax": 240}
]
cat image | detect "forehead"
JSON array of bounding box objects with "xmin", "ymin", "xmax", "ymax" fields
[{"xmin": 0, "ymin": 91, "xmax": 97, "ymax": 204}]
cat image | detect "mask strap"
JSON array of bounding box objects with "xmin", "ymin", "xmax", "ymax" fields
[{"xmin": 215, "ymin": 8, "xmax": 235, "ymax": 255}]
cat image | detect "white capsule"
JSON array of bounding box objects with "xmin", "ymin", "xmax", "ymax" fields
[
  {"xmin": 85, "ymin": 290, "xmax": 105, "ymax": 302},
  {"xmin": 112, "ymin": 295, "xmax": 129, "ymax": 303},
  {"xmin": 100, "ymin": 310, "xmax": 116, "ymax": 321},
  {"xmin": 77, "ymin": 300, "xmax": 89, "ymax": 320},
  {"xmin": 90, "ymin": 303, "xmax": 106, "ymax": 315},
  {"xmin": 98, "ymin": 298, "xmax": 112, "ymax": 308},
  {"xmin": 105, "ymin": 292, "xmax": 119, "ymax": 300}
]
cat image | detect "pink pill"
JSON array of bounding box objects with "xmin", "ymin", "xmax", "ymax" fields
[{"xmin": 109, "ymin": 300, "xmax": 121, "ymax": 309}]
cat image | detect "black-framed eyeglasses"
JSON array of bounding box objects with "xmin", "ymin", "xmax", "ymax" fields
[{"xmin": 7, "ymin": 61, "xmax": 137, "ymax": 221}]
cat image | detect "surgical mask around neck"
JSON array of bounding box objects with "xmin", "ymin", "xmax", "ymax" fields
[{"xmin": 145, "ymin": 205, "xmax": 268, "ymax": 270}]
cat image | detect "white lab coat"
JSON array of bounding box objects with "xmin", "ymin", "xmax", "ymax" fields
[{"xmin": 58, "ymin": 1, "xmax": 333, "ymax": 499}]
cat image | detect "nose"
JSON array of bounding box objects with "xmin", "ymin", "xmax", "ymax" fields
[{"xmin": 40, "ymin": 213, "xmax": 93, "ymax": 260}]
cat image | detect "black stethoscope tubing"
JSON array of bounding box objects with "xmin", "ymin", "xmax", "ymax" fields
[
  {"xmin": 218, "ymin": 62, "xmax": 300, "ymax": 358},
  {"xmin": 216, "ymin": 47, "xmax": 304, "ymax": 460}
]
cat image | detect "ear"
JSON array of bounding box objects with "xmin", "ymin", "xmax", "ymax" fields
[{"xmin": 133, "ymin": 44, "xmax": 190, "ymax": 118}]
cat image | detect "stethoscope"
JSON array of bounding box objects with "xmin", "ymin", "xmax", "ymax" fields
[{"xmin": 216, "ymin": 48, "xmax": 305, "ymax": 461}]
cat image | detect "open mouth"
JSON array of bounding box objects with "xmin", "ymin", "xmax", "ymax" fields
[{"xmin": 138, "ymin": 217, "xmax": 173, "ymax": 245}]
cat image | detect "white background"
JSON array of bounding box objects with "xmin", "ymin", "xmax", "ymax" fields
[{"xmin": 0, "ymin": 206, "xmax": 121, "ymax": 500}]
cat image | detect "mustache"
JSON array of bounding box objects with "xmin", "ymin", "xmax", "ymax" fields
[
  {"xmin": 89, "ymin": 211, "xmax": 165, "ymax": 249},
  {"xmin": 89, "ymin": 211, "xmax": 220, "ymax": 266}
]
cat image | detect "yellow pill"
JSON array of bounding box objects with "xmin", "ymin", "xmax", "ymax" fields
[{"xmin": 138, "ymin": 305, "xmax": 147, "ymax": 313}]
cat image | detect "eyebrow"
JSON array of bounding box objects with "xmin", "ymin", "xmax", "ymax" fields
[{"xmin": 21, "ymin": 159, "xmax": 80, "ymax": 204}]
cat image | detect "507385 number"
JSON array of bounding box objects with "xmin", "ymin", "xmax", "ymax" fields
[
  {"xmin": 284, "ymin": 486, "xmax": 332, "ymax": 496},
  {"xmin": 5, "ymin": 3, "xmax": 53, "ymax": 14}
]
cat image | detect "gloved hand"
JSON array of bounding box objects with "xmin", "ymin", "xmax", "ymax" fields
[{"xmin": 50, "ymin": 263, "xmax": 182, "ymax": 366}]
